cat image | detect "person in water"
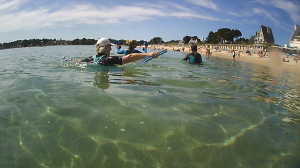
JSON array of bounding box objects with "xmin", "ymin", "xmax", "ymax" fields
[
  {"xmin": 182, "ymin": 44, "xmax": 202, "ymax": 64},
  {"xmin": 143, "ymin": 41, "xmax": 148, "ymax": 53},
  {"xmin": 116, "ymin": 40, "xmax": 141, "ymax": 55},
  {"xmin": 232, "ymin": 50, "xmax": 236, "ymax": 62},
  {"xmin": 80, "ymin": 38, "xmax": 160, "ymax": 65},
  {"xmin": 173, "ymin": 47, "xmax": 180, "ymax": 52}
]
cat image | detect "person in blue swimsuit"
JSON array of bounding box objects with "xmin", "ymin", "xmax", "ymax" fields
[
  {"xmin": 144, "ymin": 41, "xmax": 148, "ymax": 53},
  {"xmin": 80, "ymin": 38, "xmax": 160, "ymax": 65},
  {"xmin": 115, "ymin": 40, "xmax": 121, "ymax": 50},
  {"xmin": 116, "ymin": 40, "xmax": 141, "ymax": 55},
  {"xmin": 182, "ymin": 44, "xmax": 202, "ymax": 64},
  {"xmin": 232, "ymin": 50, "xmax": 236, "ymax": 62}
]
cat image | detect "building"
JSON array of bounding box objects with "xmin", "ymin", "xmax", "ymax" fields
[
  {"xmin": 188, "ymin": 38, "xmax": 198, "ymax": 44},
  {"xmin": 179, "ymin": 40, "xmax": 184, "ymax": 46},
  {"xmin": 255, "ymin": 25, "xmax": 275, "ymax": 46},
  {"xmin": 290, "ymin": 25, "xmax": 300, "ymax": 49}
]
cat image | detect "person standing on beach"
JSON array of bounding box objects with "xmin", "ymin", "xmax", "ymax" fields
[
  {"xmin": 206, "ymin": 49, "xmax": 211, "ymax": 56},
  {"xmin": 182, "ymin": 44, "xmax": 202, "ymax": 64},
  {"xmin": 116, "ymin": 40, "xmax": 141, "ymax": 55},
  {"xmin": 80, "ymin": 38, "xmax": 160, "ymax": 65}
]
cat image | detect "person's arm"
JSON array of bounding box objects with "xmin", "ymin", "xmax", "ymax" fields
[
  {"xmin": 182, "ymin": 53, "xmax": 190, "ymax": 61},
  {"xmin": 132, "ymin": 49, "xmax": 142, "ymax": 53},
  {"xmin": 122, "ymin": 52, "xmax": 159, "ymax": 64},
  {"xmin": 79, "ymin": 56, "xmax": 93, "ymax": 62},
  {"xmin": 199, "ymin": 54, "xmax": 202, "ymax": 63},
  {"xmin": 117, "ymin": 48, "xmax": 126, "ymax": 54}
]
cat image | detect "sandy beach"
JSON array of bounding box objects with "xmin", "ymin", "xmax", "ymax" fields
[{"xmin": 146, "ymin": 45, "xmax": 300, "ymax": 76}]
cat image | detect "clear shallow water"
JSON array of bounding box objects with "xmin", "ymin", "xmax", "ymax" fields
[{"xmin": 0, "ymin": 45, "xmax": 300, "ymax": 168}]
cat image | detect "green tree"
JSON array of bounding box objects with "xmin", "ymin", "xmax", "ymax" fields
[
  {"xmin": 206, "ymin": 31, "xmax": 220, "ymax": 44},
  {"xmin": 149, "ymin": 37, "xmax": 163, "ymax": 45},
  {"xmin": 2, "ymin": 43, "xmax": 11, "ymax": 49},
  {"xmin": 119, "ymin": 39, "xmax": 126, "ymax": 45},
  {"xmin": 206, "ymin": 28, "xmax": 243, "ymax": 44},
  {"xmin": 81, "ymin": 38, "xmax": 87, "ymax": 45},
  {"xmin": 236, "ymin": 38, "xmax": 249, "ymax": 44},
  {"xmin": 231, "ymin": 29, "xmax": 242, "ymax": 43},
  {"xmin": 216, "ymin": 28, "xmax": 231, "ymax": 43},
  {"xmin": 31, "ymin": 39, "xmax": 40, "ymax": 46},
  {"xmin": 72, "ymin": 38, "xmax": 80, "ymax": 45},
  {"xmin": 42, "ymin": 38, "xmax": 48, "ymax": 45},
  {"xmin": 21, "ymin": 39, "xmax": 29, "ymax": 47},
  {"xmin": 165, "ymin": 40, "xmax": 179, "ymax": 45},
  {"xmin": 248, "ymin": 35, "xmax": 255, "ymax": 45},
  {"xmin": 183, "ymin": 36, "xmax": 191, "ymax": 44},
  {"xmin": 137, "ymin": 40, "xmax": 146, "ymax": 46}
]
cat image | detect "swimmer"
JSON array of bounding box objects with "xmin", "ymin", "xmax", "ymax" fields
[
  {"xmin": 117, "ymin": 40, "xmax": 141, "ymax": 55},
  {"xmin": 79, "ymin": 38, "xmax": 160, "ymax": 65},
  {"xmin": 182, "ymin": 44, "xmax": 202, "ymax": 64},
  {"xmin": 232, "ymin": 50, "xmax": 236, "ymax": 62}
]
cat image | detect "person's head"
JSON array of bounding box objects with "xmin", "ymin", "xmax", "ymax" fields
[
  {"xmin": 95, "ymin": 38, "xmax": 115, "ymax": 56},
  {"xmin": 190, "ymin": 44, "xmax": 197, "ymax": 52},
  {"xmin": 126, "ymin": 40, "xmax": 138, "ymax": 50}
]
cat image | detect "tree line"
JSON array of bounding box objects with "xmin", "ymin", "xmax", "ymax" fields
[
  {"xmin": 206, "ymin": 28, "xmax": 241, "ymax": 44},
  {"xmin": 0, "ymin": 38, "xmax": 98, "ymax": 50},
  {"xmin": 0, "ymin": 28, "xmax": 255, "ymax": 50}
]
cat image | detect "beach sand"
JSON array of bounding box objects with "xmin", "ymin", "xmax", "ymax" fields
[{"xmin": 147, "ymin": 45, "xmax": 300, "ymax": 76}]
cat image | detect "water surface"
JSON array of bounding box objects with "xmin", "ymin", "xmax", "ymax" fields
[{"xmin": 0, "ymin": 45, "xmax": 300, "ymax": 168}]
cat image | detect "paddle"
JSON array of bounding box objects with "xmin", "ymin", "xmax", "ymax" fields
[{"xmin": 144, "ymin": 49, "xmax": 167, "ymax": 63}]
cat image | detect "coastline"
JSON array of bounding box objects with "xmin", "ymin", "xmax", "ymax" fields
[{"xmin": 146, "ymin": 45, "xmax": 300, "ymax": 76}]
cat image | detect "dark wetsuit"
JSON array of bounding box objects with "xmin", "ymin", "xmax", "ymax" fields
[
  {"xmin": 81, "ymin": 54, "xmax": 122, "ymax": 65},
  {"xmin": 182, "ymin": 52, "xmax": 202, "ymax": 64}
]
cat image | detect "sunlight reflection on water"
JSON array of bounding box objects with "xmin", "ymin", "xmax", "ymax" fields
[{"xmin": 0, "ymin": 46, "xmax": 299, "ymax": 168}]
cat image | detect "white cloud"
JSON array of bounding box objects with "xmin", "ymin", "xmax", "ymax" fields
[
  {"xmin": 253, "ymin": 8, "xmax": 277, "ymax": 23},
  {"xmin": 0, "ymin": 0, "xmax": 29, "ymax": 12},
  {"xmin": 185, "ymin": 0, "xmax": 243, "ymax": 17},
  {"xmin": 253, "ymin": 7, "xmax": 293, "ymax": 32},
  {"xmin": 271, "ymin": 0, "xmax": 300, "ymax": 23},
  {"xmin": 243, "ymin": 19, "xmax": 259, "ymax": 25},
  {"xmin": 0, "ymin": 1, "xmax": 231, "ymax": 33},
  {"xmin": 186, "ymin": 0, "xmax": 218, "ymax": 10},
  {"xmin": 255, "ymin": 0, "xmax": 300, "ymax": 23}
]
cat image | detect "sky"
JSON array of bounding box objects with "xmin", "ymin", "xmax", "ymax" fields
[{"xmin": 0, "ymin": 0, "xmax": 299, "ymax": 46}]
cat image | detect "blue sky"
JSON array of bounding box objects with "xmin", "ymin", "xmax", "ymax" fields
[{"xmin": 0, "ymin": 0, "xmax": 299, "ymax": 46}]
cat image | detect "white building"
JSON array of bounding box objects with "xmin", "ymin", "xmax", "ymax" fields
[
  {"xmin": 290, "ymin": 25, "xmax": 300, "ymax": 49},
  {"xmin": 179, "ymin": 40, "xmax": 184, "ymax": 46},
  {"xmin": 188, "ymin": 39, "xmax": 198, "ymax": 44}
]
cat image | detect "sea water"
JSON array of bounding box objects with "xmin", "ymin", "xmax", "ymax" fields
[{"xmin": 0, "ymin": 45, "xmax": 300, "ymax": 168}]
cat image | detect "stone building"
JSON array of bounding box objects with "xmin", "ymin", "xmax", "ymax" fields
[{"xmin": 255, "ymin": 25, "xmax": 275, "ymax": 45}]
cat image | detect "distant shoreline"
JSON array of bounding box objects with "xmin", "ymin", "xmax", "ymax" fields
[
  {"xmin": 2, "ymin": 44, "xmax": 299, "ymax": 76},
  {"xmin": 146, "ymin": 45, "xmax": 300, "ymax": 76},
  {"xmin": 0, "ymin": 44, "xmax": 95, "ymax": 51}
]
